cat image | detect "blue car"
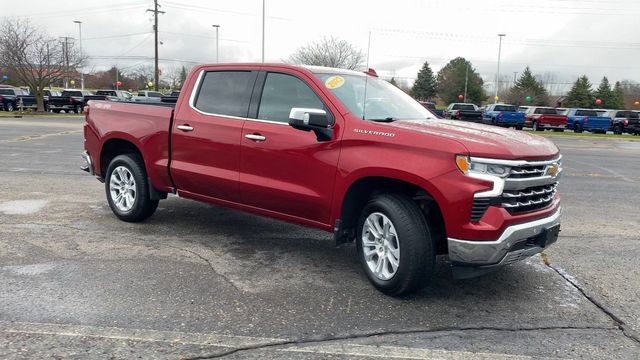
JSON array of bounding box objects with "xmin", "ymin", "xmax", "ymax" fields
[
  {"xmin": 482, "ymin": 104, "xmax": 525, "ymax": 130},
  {"xmin": 565, "ymin": 108, "xmax": 612, "ymax": 133}
]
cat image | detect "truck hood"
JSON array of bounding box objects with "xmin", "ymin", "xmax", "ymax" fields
[{"xmin": 390, "ymin": 119, "xmax": 559, "ymax": 160}]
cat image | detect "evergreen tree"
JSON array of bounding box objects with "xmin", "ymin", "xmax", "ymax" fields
[
  {"xmin": 565, "ymin": 75, "xmax": 594, "ymax": 108},
  {"xmin": 388, "ymin": 77, "xmax": 398, "ymax": 87},
  {"xmin": 595, "ymin": 77, "xmax": 613, "ymax": 108},
  {"xmin": 178, "ymin": 66, "xmax": 188, "ymax": 89},
  {"xmin": 610, "ymin": 81, "xmax": 626, "ymax": 109},
  {"xmin": 506, "ymin": 66, "xmax": 548, "ymax": 106},
  {"xmin": 435, "ymin": 57, "xmax": 486, "ymax": 104},
  {"xmin": 411, "ymin": 61, "xmax": 437, "ymax": 100}
]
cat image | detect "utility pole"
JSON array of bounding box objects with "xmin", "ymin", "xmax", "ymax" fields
[
  {"xmin": 494, "ymin": 33, "xmax": 506, "ymax": 103},
  {"xmin": 147, "ymin": 0, "xmax": 165, "ymax": 91},
  {"xmin": 60, "ymin": 36, "xmax": 72, "ymax": 88},
  {"xmin": 513, "ymin": 71, "xmax": 518, "ymax": 86},
  {"xmin": 73, "ymin": 21, "xmax": 83, "ymax": 90},
  {"xmin": 212, "ymin": 25, "xmax": 220, "ymax": 63},
  {"xmin": 464, "ymin": 64, "xmax": 469, "ymax": 102},
  {"xmin": 261, "ymin": 0, "xmax": 265, "ymax": 62}
]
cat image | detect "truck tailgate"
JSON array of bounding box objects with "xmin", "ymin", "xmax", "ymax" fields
[
  {"xmin": 542, "ymin": 115, "xmax": 567, "ymax": 126},
  {"xmin": 587, "ymin": 116, "xmax": 612, "ymax": 129},
  {"xmin": 501, "ymin": 112, "xmax": 525, "ymax": 122},
  {"xmin": 84, "ymin": 101, "xmax": 175, "ymax": 192}
]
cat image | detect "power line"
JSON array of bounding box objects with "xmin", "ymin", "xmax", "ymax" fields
[
  {"xmin": 84, "ymin": 32, "xmax": 152, "ymax": 41},
  {"xmin": 159, "ymin": 31, "xmax": 249, "ymax": 43},
  {"xmin": 4, "ymin": 2, "xmax": 148, "ymax": 19}
]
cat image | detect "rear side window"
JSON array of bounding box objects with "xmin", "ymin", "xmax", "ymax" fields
[
  {"xmin": 257, "ymin": 72, "xmax": 324, "ymax": 123},
  {"xmin": 575, "ymin": 109, "xmax": 598, "ymax": 116},
  {"xmin": 195, "ymin": 71, "xmax": 256, "ymax": 117},
  {"xmin": 62, "ymin": 91, "xmax": 82, "ymax": 97},
  {"xmin": 494, "ymin": 105, "xmax": 516, "ymax": 112},
  {"xmin": 535, "ymin": 108, "xmax": 557, "ymax": 115},
  {"xmin": 452, "ymin": 104, "xmax": 476, "ymax": 111}
]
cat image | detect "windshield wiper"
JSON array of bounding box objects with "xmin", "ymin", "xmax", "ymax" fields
[{"xmin": 367, "ymin": 117, "xmax": 396, "ymax": 122}]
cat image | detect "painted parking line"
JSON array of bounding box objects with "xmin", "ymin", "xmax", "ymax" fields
[{"xmin": 0, "ymin": 321, "xmax": 536, "ymax": 359}]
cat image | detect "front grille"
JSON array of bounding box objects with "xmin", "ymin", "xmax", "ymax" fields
[
  {"xmin": 502, "ymin": 183, "xmax": 557, "ymax": 214},
  {"xmin": 508, "ymin": 164, "xmax": 547, "ymax": 178}
]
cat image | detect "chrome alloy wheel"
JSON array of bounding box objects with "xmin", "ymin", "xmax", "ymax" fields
[
  {"xmin": 362, "ymin": 212, "xmax": 400, "ymax": 280},
  {"xmin": 109, "ymin": 166, "xmax": 136, "ymax": 212}
]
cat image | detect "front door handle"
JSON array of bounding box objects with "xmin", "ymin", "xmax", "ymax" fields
[
  {"xmin": 177, "ymin": 124, "xmax": 194, "ymax": 132},
  {"xmin": 245, "ymin": 134, "xmax": 266, "ymax": 142}
]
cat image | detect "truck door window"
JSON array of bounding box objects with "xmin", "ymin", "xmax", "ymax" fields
[
  {"xmin": 194, "ymin": 71, "xmax": 256, "ymax": 118},
  {"xmin": 257, "ymin": 72, "xmax": 324, "ymax": 123}
]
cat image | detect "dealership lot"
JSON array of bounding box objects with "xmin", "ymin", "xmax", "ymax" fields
[{"xmin": 0, "ymin": 117, "xmax": 639, "ymax": 359}]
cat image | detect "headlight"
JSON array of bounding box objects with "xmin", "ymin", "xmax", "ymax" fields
[{"xmin": 455, "ymin": 156, "xmax": 511, "ymax": 178}]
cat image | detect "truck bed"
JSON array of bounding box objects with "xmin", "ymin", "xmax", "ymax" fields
[{"xmin": 84, "ymin": 100, "xmax": 175, "ymax": 192}]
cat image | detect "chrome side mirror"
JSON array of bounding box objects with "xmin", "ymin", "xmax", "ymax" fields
[{"xmin": 288, "ymin": 107, "xmax": 333, "ymax": 141}]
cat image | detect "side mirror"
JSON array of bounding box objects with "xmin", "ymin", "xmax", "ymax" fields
[{"xmin": 288, "ymin": 107, "xmax": 333, "ymax": 142}]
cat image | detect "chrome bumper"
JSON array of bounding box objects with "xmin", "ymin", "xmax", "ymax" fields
[
  {"xmin": 81, "ymin": 151, "xmax": 94, "ymax": 175},
  {"xmin": 448, "ymin": 208, "xmax": 561, "ymax": 277}
]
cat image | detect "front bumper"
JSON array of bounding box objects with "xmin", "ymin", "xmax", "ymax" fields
[{"xmin": 448, "ymin": 208, "xmax": 561, "ymax": 278}]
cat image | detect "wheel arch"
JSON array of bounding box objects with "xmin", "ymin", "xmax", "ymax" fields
[
  {"xmin": 334, "ymin": 174, "xmax": 448, "ymax": 255},
  {"xmin": 99, "ymin": 135, "xmax": 145, "ymax": 180}
]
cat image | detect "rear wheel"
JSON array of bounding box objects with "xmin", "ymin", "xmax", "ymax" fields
[
  {"xmin": 573, "ymin": 123, "xmax": 583, "ymax": 133},
  {"xmin": 533, "ymin": 121, "xmax": 543, "ymax": 131},
  {"xmin": 515, "ymin": 125, "xmax": 523, "ymax": 130},
  {"xmin": 6, "ymin": 102, "xmax": 14, "ymax": 112},
  {"xmin": 105, "ymin": 154, "xmax": 158, "ymax": 222},
  {"xmin": 74, "ymin": 104, "xmax": 83, "ymax": 114},
  {"xmin": 356, "ymin": 193, "xmax": 434, "ymax": 297},
  {"xmin": 613, "ymin": 124, "xmax": 623, "ymax": 135},
  {"xmin": 52, "ymin": 109, "xmax": 61, "ymax": 113}
]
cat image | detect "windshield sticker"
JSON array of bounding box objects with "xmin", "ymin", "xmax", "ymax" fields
[{"xmin": 325, "ymin": 76, "xmax": 345, "ymax": 89}]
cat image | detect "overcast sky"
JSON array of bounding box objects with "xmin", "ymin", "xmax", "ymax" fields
[{"xmin": 4, "ymin": 0, "xmax": 640, "ymax": 94}]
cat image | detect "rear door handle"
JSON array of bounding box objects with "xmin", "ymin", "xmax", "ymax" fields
[
  {"xmin": 245, "ymin": 134, "xmax": 266, "ymax": 142},
  {"xmin": 177, "ymin": 124, "xmax": 194, "ymax": 132}
]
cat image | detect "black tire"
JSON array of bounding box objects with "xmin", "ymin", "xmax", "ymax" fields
[
  {"xmin": 356, "ymin": 193, "xmax": 434, "ymax": 297},
  {"xmin": 533, "ymin": 121, "xmax": 543, "ymax": 131},
  {"xmin": 105, "ymin": 154, "xmax": 158, "ymax": 222},
  {"xmin": 52, "ymin": 109, "xmax": 61, "ymax": 113},
  {"xmin": 573, "ymin": 123, "xmax": 583, "ymax": 133},
  {"xmin": 553, "ymin": 128, "xmax": 564, "ymax": 132},
  {"xmin": 613, "ymin": 124, "xmax": 623, "ymax": 135},
  {"xmin": 515, "ymin": 125, "xmax": 523, "ymax": 130},
  {"xmin": 6, "ymin": 102, "xmax": 14, "ymax": 112},
  {"xmin": 74, "ymin": 104, "xmax": 83, "ymax": 114}
]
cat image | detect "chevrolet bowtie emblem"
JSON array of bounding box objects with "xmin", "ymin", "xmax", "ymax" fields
[{"xmin": 547, "ymin": 164, "xmax": 559, "ymax": 176}]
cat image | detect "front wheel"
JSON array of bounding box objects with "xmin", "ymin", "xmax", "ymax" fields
[
  {"xmin": 356, "ymin": 194, "xmax": 434, "ymax": 297},
  {"xmin": 515, "ymin": 125, "xmax": 523, "ymax": 130},
  {"xmin": 533, "ymin": 121, "xmax": 542, "ymax": 131},
  {"xmin": 105, "ymin": 154, "xmax": 158, "ymax": 222},
  {"xmin": 613, "ymin": 124, "xmax": 623, "ymax": 135},
  {"xmin": 74, "ymin": 104, "xmax": 83, "ymax": 114},
  {"xmin": 6, "ymin": 102, "xmax": 14, "ymax": 112}
]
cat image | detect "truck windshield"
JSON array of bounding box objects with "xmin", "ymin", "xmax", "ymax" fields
[
  {"xmin": 452, "ymin": 104, "xmax": 476, "ymax": 111},
  {"xmin": 315, "ymin": 73, "xmax": 435, "ymax": 121},
  {"xmin": 494, "ymin": 105, "xmax": 516, "ymax": 112},
  {"xmin": 62, "ymin": 91, "xmax": 82, "ymax": 97}
]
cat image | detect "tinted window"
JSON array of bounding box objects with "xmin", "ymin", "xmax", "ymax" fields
[
  {"xmin": 575, "ymin": 109, "xmax": 598, "ymax": 116},
  {"xmin": 258, "ymin": 73, "xmax": 324, "ymax": 123},
  {"xmin": 148, "ymin": 92, "xmax": 162, "ymax": 98},
  {"xmin": 96, "ymin": 91, "xmax": 116, "ymax": 96},
  {"xmin": 62, "ymin": 91, "xmax": 83, "ymax": 97},
  {"xmin": 195, "ymin": 71, "xmax": 256, "ymax": 117},
  {"xmin": 452, "ymin": 104, "xmax": 476, "ymax": 111},
  {"xmin": 534, "ymin": 108, "xmax": 557, "ymax": 115},
  {"xmin": 629, "ymin": 112, "xmax": 639, "ymax": 119},
  {"xmin": 517, "ymin": 107, "xmax": 529, "ymax": 113},
  {"xmin": 0, "ymin": 89, "xmax": 13, "ymax": 95},
  {"xmin": 494, "ymin": 105, "xmax": 516, "ymax": 112}
]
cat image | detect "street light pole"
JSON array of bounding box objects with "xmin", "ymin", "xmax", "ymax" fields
[
  {"xmin": 212, "ymin": 25, "xmax": 220, "ymax": 63},
  {"xmin": 73, "ymin": 20, "xmax": 83, "ymax": 90},
  {"xmin": 495, "ymin": 33, "xmax": 506, "ymax": 104}
]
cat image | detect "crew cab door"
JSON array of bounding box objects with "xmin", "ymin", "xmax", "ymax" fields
[
  {"xmin": 239, "ymin": 70, "xmax": 341, "ymax": 225},
  {"xmin": 170, "ymin": 69, "xmax": 258, "ymax": 202}
]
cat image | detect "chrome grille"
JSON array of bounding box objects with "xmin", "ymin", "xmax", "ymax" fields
[
  {"xmin": 502, "ymin": 183, "xmax": 557, "ymax": 214},
  {"xmin": 508, "ymin": 165, "xmax": 547, "ymax": 178}
]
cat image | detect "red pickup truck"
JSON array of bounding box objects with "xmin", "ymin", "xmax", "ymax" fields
[
  {"xmin": 524, "ymin": 106, "xmax": 568, "ymax": 131},
  {"xmin": 82, "ymin": 63, "xmax": 563, "ymax": 296}
]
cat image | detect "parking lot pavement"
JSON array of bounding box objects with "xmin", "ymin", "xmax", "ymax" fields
[{"xmin": 1, "ymin": 117, "xmax": 639, "ymax": 359}]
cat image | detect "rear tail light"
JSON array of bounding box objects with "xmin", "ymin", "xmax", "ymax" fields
[
  {"xmin": 584, "ymin": 116, "xmax": 588, "ymax": 125},
  {"xmin": 498, "ymin": 112, "xmax": 503, "ymax": 119},
  {"xmin": 0, "ymin": 96, "xmax": 3, "ymax": 101},
  {"xmin": 624, "ymin": 119, "xmax": 629, "ymax": 126},
  {"xmin": 69, "ymin": 97, "xmax": 74, "ymax": 104}
]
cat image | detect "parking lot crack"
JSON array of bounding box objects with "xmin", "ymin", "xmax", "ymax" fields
[
  {"xmin": 183, "ymin": 325, "xmax": 619, "ymax": 359},
  {"xmin": 542, "ymin": 255, "xmax": 640, "ymax": 346},
  {"xmin": 164, "ymin": 244, "xmax": 242, "ymax": 292}
]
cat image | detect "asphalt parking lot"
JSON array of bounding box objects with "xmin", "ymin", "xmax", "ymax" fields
[{"xmin": 1, "ymin": 116, "xmax": 639, "ymax": 359}]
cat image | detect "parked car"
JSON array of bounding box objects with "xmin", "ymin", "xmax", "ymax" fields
[
  {"xmin": 443, "ymin": 103, "xmax": 483, "ymax": 122},
  {"xmin": 16, "ymin": 89, "xmax": 61, "ymax": 111},
  {"xmin": 161, "ymin": 91, "xmax": 181, "ymax": 104},
  {"xmin": 94, "ymin": 90, "xmax": 134, "ymax": 102},
  {"xmin": 133, "ymin": 90, "xmax": 163, "ymax": 102},
  {"xmin": 49, "ymin": 89, "xmax": 94, "ymax": 113},
  {"xmin": 524, "ymin": 107, "xmax": 568, "ymax": 131},
  {"xmin": 0, "ymin": 87, "xmax": 28, "ymax": 111},
  {"xmin": 482, "ymin": 104, "xmax": 525, "ymax": 129},
  {"xmin": 418, "ymin": 101, "xmax": 443, "ymax": 118},
  {"xmin": 565, "ymin": 108, "xmax": 611, "ymax": 133},
  {"xmin": 601, "ymin": 110, "xmax": 640, "ymax": 135},
  {"xmin": 82, "ymin": 63, "xmax": 563, "ymax": 296}
]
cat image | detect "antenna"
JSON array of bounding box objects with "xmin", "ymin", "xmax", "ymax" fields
[{"xmin": 362, "ymin": 30, "xmax": 371, "ymax": 120}]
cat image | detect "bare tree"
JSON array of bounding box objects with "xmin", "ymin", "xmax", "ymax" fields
[
  {"xmin": 126, "ymin": 65, "xmax": 155, "ymax": 90},
  {"xmin": 288, "ymin": 36, "xmax": 364, "ymax": 70},
  {"xmin": 0, "ymin": 19, "xmax": 83, "ymax": 112},
  {"xmin": 163, "ymin": 64, "xmax": 182, "ymax": 90}
]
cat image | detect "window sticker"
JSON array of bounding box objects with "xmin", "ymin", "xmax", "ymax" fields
[{"xmin": 325, "ymin": 76, "xmax": 345, "ymax": 89}]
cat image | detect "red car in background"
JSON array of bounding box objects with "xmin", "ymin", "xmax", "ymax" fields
[{"xmin": 524, "ymin": 106, "xmax": 568, "ymax": 131}]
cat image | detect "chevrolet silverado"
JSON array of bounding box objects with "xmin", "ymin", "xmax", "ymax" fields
[{"xmin": 82, "ymin": 64, "xmax": 563, "ymax": 296}]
